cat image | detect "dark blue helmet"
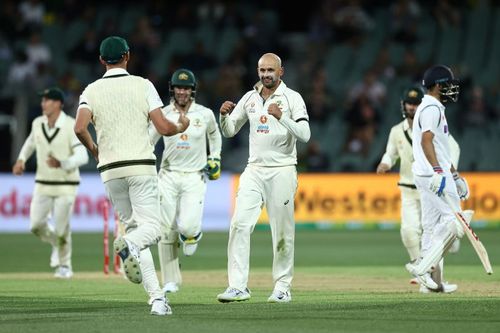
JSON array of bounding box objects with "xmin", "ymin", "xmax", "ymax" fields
[{"xmin": 422, "ymin": 65, "xmax": 459, "ymax": 103}]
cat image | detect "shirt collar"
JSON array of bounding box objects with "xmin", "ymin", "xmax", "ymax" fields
[
  {"xmin": 403, "ymin": 118, "xmax": 411, "ymax": 131},
  {"xmin": 42, "ymin": 111, "xmax": 66, "ymax": 128},
  {"xmin": 169, "ymin": 99, "xmax": 196, "ymax": 113},
  {"xmin": 103, "ymin": 68, "xmax": 129, "ymax": 77},
  {"xmin": 253, "ymin": 80, "xmax": 287, "ymax": 96},
  {"xmin": 424, "ymin": 94, "xmax": 444, "ymax": 108}
]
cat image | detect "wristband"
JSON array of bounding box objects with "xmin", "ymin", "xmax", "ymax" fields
[{"xmin": 432, "ymin": 166, "xmax": 443, "ymax": 174}]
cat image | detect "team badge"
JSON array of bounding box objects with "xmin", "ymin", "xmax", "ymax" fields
[
  {"xmin": 178, "ymin": 73, "xmax": 189, "ymax": 80},
  {"xmin": 193, "ymin": 118, "xmax": 202, "ymax": 127},
  {"xmin": 180, "ymin": 134, "xmax": 188, "ymax": 140},
  {"xmin": 260, "ymin": 115, "xmax": 268, "ymax": 123}
]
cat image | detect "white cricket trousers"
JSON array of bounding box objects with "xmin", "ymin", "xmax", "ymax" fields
[
  {"xmin": 157, "ymin": 169, "xmax": 207, "ymax": 286},
  {"xmin": 104, "ymin": 175, "xmax": 163, "ymax": 300},
  {"xmin": 414, "ymin": 173, "xmax": 460, "ymax": 260},
  {"xmin": 30, "ymin": 194, "xmax": 75, "ymax": 268},
  {"xmin": 228, "ymin": 165, "xmax": 297, "ymax": 293},
  {"xmin": 158, "ymin": 169, "xmax": 207, "ymax": 237},
  {"xmin": 399, "ymin": 187, "xmax": 422, "ymax": 261}
]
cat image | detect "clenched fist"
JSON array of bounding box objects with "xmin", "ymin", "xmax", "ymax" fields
[
  {"xmin": 267, "ymin": 103, "xmax": 282, "ymax": 120},
  {"xmin": 177, "ymin": 111, "xmax": 190, "ymax": 133},
  {"xmin": 220, "ymin": 101, "xmax": 236, "ymax": 115}
]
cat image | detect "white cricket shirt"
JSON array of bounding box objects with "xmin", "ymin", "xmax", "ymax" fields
[
  {"xmin": 149, "ymin": 101, "xmax": 222, "ymax": 172},
  {"xmin": 220, "ymin": 81, "xmax": 309, "ymax": 167},
  {"xmin": 412, "ymin": 95, "xmax": 453, "ymax": 176}
]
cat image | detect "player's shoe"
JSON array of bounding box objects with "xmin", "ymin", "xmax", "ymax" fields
[
  {"xmin": 162, "ymin": 282, "xmax": 179, "ymax": 293},
  {"xmin": 54, "ymin": 266, "xmax": 73, "ymax": 279},
  {"xmin": 217, "ymin": 287, "xmax": 251, "ymax": 303},
  {"xmin": 150, "ymin": 297, "xmax": 173, "ymax": 316},
  {"xmin": 50, "ymin": 246, "xmax": 59, "ymax": 268},
  {"xmin": 420, "ymin": 281, "xmax": 458, "ymax": 294},
  {"xmin": 405, "ymin": 262, "xmax": 439, "ymax": 290},
  {"xmin": 180, "ymin": 232, "xmax": 202, "ymax": 256},
  {"xmin": 114, "ymin": 237, "xmax": 142, "ymax": 284},
  {"xmin": 267, "ymin": 289, "xmax": 292, "ymax": 303}
]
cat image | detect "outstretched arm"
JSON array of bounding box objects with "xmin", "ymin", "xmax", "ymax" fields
[
  {"xmin": 377, "ymin": 128, "xmax": 398, "ymax": 173},
  {"xmin": 13, "ymin": 130, "xmax": 35, "ymax": 175}
]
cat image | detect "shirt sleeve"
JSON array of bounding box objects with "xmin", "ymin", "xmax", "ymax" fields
[
  {"xmin": 220, "ymin": 94, "xmax": 249, "ymax": 138},
  {"xmin": 290, "ymin": 93, "xmax": 309, "ymax": 122},
  {"xmin": 60, "ymin": 132, "xmax": 89, "ymax": 170},
  {"xmin": 448, "ymin": 134, "xmax": 460, "ymax": 169},
  {"xmin": 206, "ymin": 110, "xmax": 222, "ymax": 159},
  {"xmin": 418, "ymin": 106, "xmax": 441, "ymax": 133},
  {"xmin": 278, "ymin": 116, "xmax": 311, "ymax": 143},
  {"xmin": 17, "ymin": 128, "xmax": 36, "ymax": 162},
  {"xmin": 77, "ymin": 90, "xmax": 92, "ymax": 113},
  {"xmin": 145, "ymin": 80, "xmax": 164, "ymax": 112},
  {"xmin": 380, "ymin": 127, "xmax": 399, "ymax": 167},
  {"xmin": 148, "ymin": 120, "xmax": 162, "ymax": 145}
]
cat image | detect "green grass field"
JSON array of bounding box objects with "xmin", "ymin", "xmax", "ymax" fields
[{"xmin": 0, "ymin": 230, "xmax": 499, "ymax": 333}]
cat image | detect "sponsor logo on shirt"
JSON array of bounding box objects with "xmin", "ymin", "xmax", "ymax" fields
[
  {"xmin": 257, "ymin": 115, "xmax": 269, "ymax": 133},
  {"xmin": 176, "ymin": 134, "xmax": 190, "ymax": 149}
]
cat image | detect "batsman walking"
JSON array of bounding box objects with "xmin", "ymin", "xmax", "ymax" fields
[
  {"xmin": 74, "ymin": 36, "xmax": 189, "ymax": 315},
  {"xmin": 376, "ymin": 85, "xmax": 461, "ymax": 292},
  {"xmin": 406, "ymin": 65, "xmax": 470, "ymax": 292},
  {"xmin": 217, "ymin": 53, "xmax": 310, "ymax": 303}
]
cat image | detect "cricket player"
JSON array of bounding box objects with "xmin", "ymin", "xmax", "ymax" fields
[
  {"xmin": 12, "ymin": 87, "xmax": 88, "ymax": 279},
  {"xmin": 377, "ymin": 85, "xmax": 461, "ymax": 293},
  {"xmin": 74, "ymin": 36, "xmax": 189, "ymax": 316},
  {"xmin": 216, "ymin": 53, "xmax": 310, "ymax": 303},
  {"xmin": 406, "ymin": 65, "xmax": 469, "ymax": 292},
  {"xmin": 149, "ymin": 68, "xmax": 222, "ymax": 294}
]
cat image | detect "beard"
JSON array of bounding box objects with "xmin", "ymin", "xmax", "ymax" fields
[
  {"xmin": 260, "ymin": 75, "xmax": 278, "ymax": 88},
  {"xmin": 175, "ymin": 95, "xmax": 190, "ymax": 107}
]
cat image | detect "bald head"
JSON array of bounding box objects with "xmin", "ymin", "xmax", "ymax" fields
[
  {"xmin": 257, "ymin": 53, "xmax": 283, "ymax": 89},
  {"xmin": 258, "ymin": 53, "xmax": 282, "ymax": 68}
]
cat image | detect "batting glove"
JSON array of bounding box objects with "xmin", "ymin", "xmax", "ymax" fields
[
  {"xmin": 205, "ymin": 158, "xmax": 221, "ymax": 180},
  {"xmin": 429, "ymin": 166, "xmax": 446, "ymax": 196},
  {"xmin": 453, "ymin": 171, "xmax": 469, "ymax": 200}
]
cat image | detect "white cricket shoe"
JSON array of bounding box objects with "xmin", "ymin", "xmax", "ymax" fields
[
  {"xmin": 162, "ymin": 282, "xmax": 179, "ymax": 293},
  {"xmin": 150, "ymin": 297, "xmax": 173, "ymax": 316},
  {"xmin": 420, "ymin": 282, "xmax": 458, "ymax": 294},
  {"xmin": 50, "ymin": 246, "xmax": 59, "ymax": 268},
  {"xmin": 114, "ymin": 237, "xmax": 142, "ymax": 284},
  {"xmin": 180, "ymin": 233, "xmax": 203, "ymax": 256},
  {"xmin": 217, "ymin": 287, "xmax": 251, "ymax": 303},
  {"xmin": 267, "ymin": 290, "xmax": 292, "ymax": 303},
  {"xmin": 405, "ymin": 262, "xmax": 439, "ymax": 290},
  {"xmin": 54, "ymin": 266, "xmax": 73, "ymax": 279}
]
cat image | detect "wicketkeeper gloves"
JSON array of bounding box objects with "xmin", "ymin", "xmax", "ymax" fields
[{"xmin": 205, "ymin": 158, "xmax": 221, "ymax": 180}]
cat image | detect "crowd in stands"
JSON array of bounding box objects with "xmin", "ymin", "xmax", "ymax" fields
[{"xmin": 1, "ymin": 0, "xmax": 499, "ymax": 172}]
